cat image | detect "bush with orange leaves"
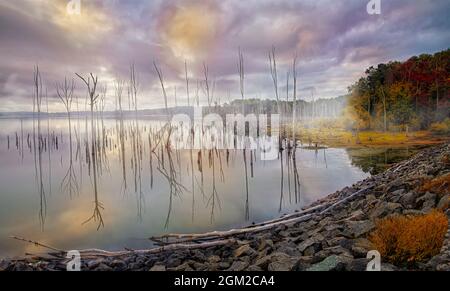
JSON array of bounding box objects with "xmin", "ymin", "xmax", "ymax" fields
[{"xmin": 369, "ymin": 210, "xmax": 448, "ymax": 267}]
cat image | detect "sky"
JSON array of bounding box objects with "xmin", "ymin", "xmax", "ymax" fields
[{"xmin": 0, "ymin": 0, "xmax": 449, "ymax": 112}]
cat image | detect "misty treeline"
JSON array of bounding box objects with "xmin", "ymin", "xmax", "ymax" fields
[{"xmin": 344, "ymin": 49, "xmax": 450, "ymax": 132}]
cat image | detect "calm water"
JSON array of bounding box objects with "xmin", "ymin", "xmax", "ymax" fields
[{"xmin": 0, "ymin": 118, "xmax": 418, "ymax": 257}]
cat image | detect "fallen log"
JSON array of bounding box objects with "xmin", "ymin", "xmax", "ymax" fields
[{"xmin": 150, "ymin": 186, "xmax": 373, "ymax": 245}]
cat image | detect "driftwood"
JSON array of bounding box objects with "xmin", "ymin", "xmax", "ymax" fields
[
  {"xmin": 10, "ymin": 236, "xmax": 236, "ymax": 260},
  {"xmin": 10, "ymin": 236, "xmax": 64, "ymax": 252},
  {"xmin": 150, "ymin": 186, "xmax": 373, "ymax": 245}
]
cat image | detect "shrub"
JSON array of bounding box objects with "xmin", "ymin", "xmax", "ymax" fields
[
  {"xmin": 369, "ymin": 210, "xmax": 448, "ymax": 267},
  {"xmin": 420, "ymin": 173, "xmax": 450, "ymax": 198},
  {"xmin": 430, "ymin": 118, "xmax": 450, "ymax": 134}
]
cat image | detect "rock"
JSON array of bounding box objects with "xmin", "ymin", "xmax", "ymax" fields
[
  {"xmin": 387, "ymin": 202, "xmax": 403, "ymax": 211},
  {"xmin": 399, "ymin": 191, "xmax": 418, "ymax": 208},
  {"xmin": 391, "ymin": 189, "xmax": 405, "ymax": 197},
  {"xmin": 297, "ymin": 233, "xmax": 324, "ymax": 253},
  {"xmin": 219, "ymin": 262, "xmax": 230, "ymax": 269},
  {"xmin": 87, "ymin": 259, "xmax": 105, "ymax": 269},
  {"xmin": 306, "ymin": 255, "xmax": 349, "ymax": 271},
  {"xmin": 437, "ymin": 194, "xmax": 449, "ymax": 210},
  {"xmin": 171, "ymin": 262, "xmax": 194, "ymax": 271},
  {"xmin": 128, "ymin": 262, "xmax": 143, "ymax": 270},
  {"xmin": 346, "ymin": 210, "xmax": 366, "ymax": 221},
  {"xmin": 346, "ymin": 258, "xmax": 370, "ymax": 271},
  {"xmin": 149, "ymin": 265, "xmax": 166, "ymax": 271},
  {"xmin": 292, "ymin": 256, "xmax": 314, "ymax": 271},
  {"xmin": 227, "ymin": 261, "xmax": 249, "ymax": 271},
  {"xmin": 207, "ymin": 255, "xmax": 221, "ymax": 264},
  {"xmin": 0, "ymin": 260, "xmax": 10, "ymax": 271},
  {"xmin": 233, "ymin": 244, "xmax": 254, "ymax": 258},
  {"xmin": 381, "ymin": 263, "xmax": 397, "ymax": 271},
  {"xmin": 192, "ymin": 262, "xmax": 208, "ymax": 271},
  {"xmin": 246, "ymin": 265, "xmax": 263, "ymax": 271},
  {"xmin": 345, "ymin": 220, "xmax": 375, "ymax": 238},
  {"xmin": 257, "ymin": 238, "xmax": 273, "ymax": 251},
  {"xmin": 13, "ymin": 262, "xmax": 33, "ymax": 272},
  {"xmin": 111, "ymin": 260, "xmax": 127, "ymax": 271},
  {"xmin": 276, "ymin": 241, "xmax": 301, "ymax": 256},
  {"xmin": 351, "ymin": 246, "xmax": 368, "ymax": 258},
  {"xmin": 267, "ymin": 252, "xmax": 299, "ymax": 271},
  {"xmin": 254, "ymin": 255, "xmax": 272, "ymax": 269},
  {"xmin": 96, "ymin": 263, "xmax": 113, "ymax": 272},
  {"xmin": 369, "ymin": 202, "xmax": 388, "ymax": 219},
  {"xmin": 303, "ymin": 246, "xmax": 316, "ymax": 257},
  {"xmin": 416, "ymin": 192, "xmax": 436, "ymax": 209}
]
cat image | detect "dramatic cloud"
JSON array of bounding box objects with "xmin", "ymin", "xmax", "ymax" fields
[{"xmin": 0, "ymin": 0, "xmax": 449, "ymax": 111}]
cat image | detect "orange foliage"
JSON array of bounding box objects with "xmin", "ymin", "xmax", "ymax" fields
[
  {"xmin": 442, "ymin": 154, "xmax": 450, "ymax": 166},
  {"xmin": 369, "ymin": 210, "xmax": 448, "ymax": 266},
  {"xmin": 420, "ymin": 173, "xmax": 450, "ymax": 197}
]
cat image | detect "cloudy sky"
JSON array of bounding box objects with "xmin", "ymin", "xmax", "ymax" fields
[{"xmin": 0, "ymin": 0, "xmax": 449, "ymax": 112}]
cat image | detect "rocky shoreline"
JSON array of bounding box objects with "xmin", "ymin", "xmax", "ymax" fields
[{"xmin": 1, "ymin": 143, "xmax": 449, "ymax": 271}]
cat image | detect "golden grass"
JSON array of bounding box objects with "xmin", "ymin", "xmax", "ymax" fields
[
  {"xmin": 289, "ymin": 126, "xmax": 449, "ymax": 148},
  {"xmin": 369, "ymin": 210, "xmax": 448, "ymax": 266}
]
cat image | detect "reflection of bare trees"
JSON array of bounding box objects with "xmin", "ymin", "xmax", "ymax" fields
[
  {"xmin": 76, "ymin": 73, "xmax": 104, "ymax": 230},
  {"xmin": 56, "ymin": 78, "xmax": 78, "ymax": 198},
  {"xmin": 115, "ymin": 80, "xmax": 127, "ymax": 194},
  {"xmin": 33, "ymin": 66, "xmax": 47, "ymax": 230}
]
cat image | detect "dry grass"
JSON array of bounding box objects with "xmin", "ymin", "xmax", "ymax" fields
[
  {"xmin": 369, "ymin": 210, "xmax": 448, "ymax": 267},
  {"xmin": 290, "ymin": 126, "xmax": 448, "ymax": 148},
  {"xmin": 420, "ymin": 173, "xmax": 450, "ymax": 198}
]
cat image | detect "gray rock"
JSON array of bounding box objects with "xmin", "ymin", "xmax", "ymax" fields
[
  {"xmin": 227, "ymin": 261, "xmax": 249, "ymax": 271},
  {"xmin": 219, "ymin": 262, "xmax": 230, "ymax": 269},
  {"xmin": 96, "ymin": 263, "xmax": 113, "ymax": 272},
  {"xmin": 306, "ymin": 255, "xmax": 348, "ymax": 271},
  {"xmin": 253, "ymin": 255, "xmax": 272, "ymax": 269},
  {"xmin": 149, "ymin": 264, "xmax": 166, "ymax": 271},
  {"xmin": 303, "ymin": 246, "xmax": 316, "ymax": 257},
  {"xmin": 346, "ymin": 258, "xmax": 369, "ymax": 271},
  {"xmin": 207, "ymin": 255, "xmax": 221, "ymax": 264},
  {"xmin": 345, "ymin": 220, "xmax": 375, "ymax": 238},
  {"xmin": 171, "ymin": 262, "xmax": 194, "ymax": 271},
  {"xmin": 297, "ymin": 233, "xmax": 324, "ymax": 252},
  {"xmin": 416, "ymin": 192, "xmax": 436, "ymax": 207},
  {"xmin": 0, "ymin": 260, "xmax": 10, "ymax": 271},
  {"xmin": 87, "ymin": 259, "xmax": 104, "ymax": 269},
  {"xmin": 246, "ymin": 265, "xmax": 263, "ymax": 271},
  {"xmin": 399, "ymin": 191, "xmax": 418, "ymax": 208},
  {"xmin": 111, "ymin": 260, "xmax": 127, "ymax": 271},
  {"xmin": 381, "ymin": 263, "xmax": 397, "ymax": 271},
  {"xmin": 437, "ymin": 194, "xmax": 449, "ymax": 210},
  {"xmin": 267, "ymin": 252, "xmax": 299, "ymax": 271}
]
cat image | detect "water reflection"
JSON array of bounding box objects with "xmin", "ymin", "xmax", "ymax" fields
[{"xmin": 0, "ymin": 118, "xmax": 375, "ymax": 257}]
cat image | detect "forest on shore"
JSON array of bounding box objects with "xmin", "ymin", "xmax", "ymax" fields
[{"xmin": 343, "ymin": 49, "xmax": 449, "ymax": 133}]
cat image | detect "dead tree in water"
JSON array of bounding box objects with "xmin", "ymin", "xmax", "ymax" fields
[
  {"xmin": 115, "ymin": 79, "xmax": 127, "ymax": 193},
  {"xmin": 56, "ymin": 77, "xmax": 78, "ymax": 197},
  {"xmin": 76, "ymin": 73, "xmax": 104, "ymax": 230},
  {"xmin": 269, "ymin": 47, "xmax": 285, "ymax": 211},
  {"xmin": 238, "ymin": 48, "xmax": 250, "ymax": 221},
  {"xmin": 33, "ymin": 66, "xmax": 47, "ymax": 229}
]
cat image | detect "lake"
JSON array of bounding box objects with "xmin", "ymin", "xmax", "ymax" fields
[{"xmin": 0, "ymin": 118, "xmax": 422, "ymax": 257}]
